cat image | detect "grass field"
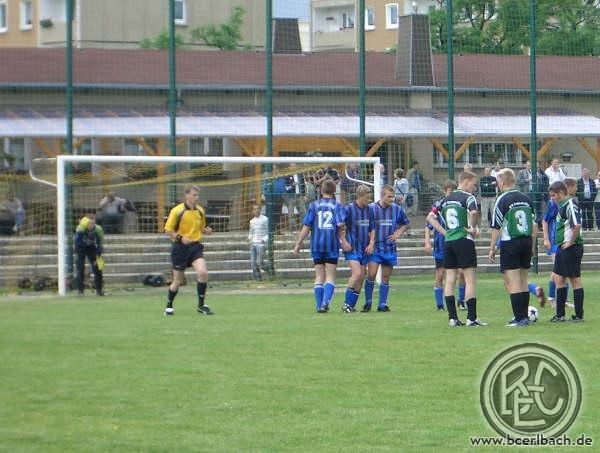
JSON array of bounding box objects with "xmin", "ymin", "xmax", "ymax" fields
[{"xmin": 1, "ymin": 273, "xmax": 599, "ymax": 452}]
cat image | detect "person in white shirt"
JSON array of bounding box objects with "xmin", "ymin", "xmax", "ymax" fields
[
  {"xmin": 594, "ymin": 170, "xmax": 600, "ymax": 231},
  {"xmin": 545, "ymin": 159, "xmax": 567, "ymax": 185},
  {"xmin": 248, "ymin": 204, "xmax": 269, "ymax": 281}
]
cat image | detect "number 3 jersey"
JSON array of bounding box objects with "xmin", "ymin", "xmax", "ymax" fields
[
  {"xmin": 303, "ymin": 197, "xmax": 345, "ymax": 253},
  {"xmin": 491, "ymin": 189, "xmax": 534, "ymax": 241},
  {"xmin": 439, "ymin": 189, "xmax": 478, "ymax": 242}
]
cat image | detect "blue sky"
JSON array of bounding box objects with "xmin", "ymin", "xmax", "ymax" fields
[{"xmin": 274, "ymin": 0, "xmax": 310, "ymax": 20}]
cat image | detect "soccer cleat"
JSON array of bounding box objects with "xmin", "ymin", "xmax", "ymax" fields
[
  {"xmin": 197, "ymin": 305, "xmax": 214, "ymax": 315},
  {"xmin": 361, "ymin": 304, "xmax": 372, "ymax": 313},
  {"xmin": 449, "ymin": 318, "xmax": 464, "ymax": 327},
  {"xmin": 466, "ymin": 319, "xmax": 488, "ymax": 327},
  {"xmin": 341, "ymin": 304, "xmax": 356, "ymax": 313},
  {"xmin": 164, "ymin": 307, "xmax": 174, "ymax": 316},
  {"xmin": 506, "ymin": 319, "xmax": 529, "ymax": 327},
  {"xmin": 96, "ymin": 291, "xmax": 106, "ymax": 297},
  {"xmin": 549, "ymin": 315, "xmax": 565, "ymax": 323},
  {"xmin": 317, "ymin": 306, "xmax": 329, "ymax": 314},
  {"xmin": 570, "ymin": 315, "xmax": 584, "ymax": 323},
  {"xmin": 377, "ymin": 305, "xmax": 391, "ymax": 312},
  {"xmin": 458, "ymin": 301, "xmax": 467, "ymax": 310},
  {"xmin": 436, "ymin": 306, "xmax": 445, "ymax": 311},
  {"xmin": 536, "ymin": 287, "xmax": 546, "ymax": 307}
]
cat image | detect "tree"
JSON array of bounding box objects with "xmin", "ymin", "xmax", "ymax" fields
[
  {"xmin": 429, "ymin": 0, "xmax": 600, "ymax": 56},
  {"xmin": 190, "ymin": 6, "xmax": 250, "ymax": 51},
  {"xmin": 139, "ymin": 29, "xmax": 185, "ymax": 49}
]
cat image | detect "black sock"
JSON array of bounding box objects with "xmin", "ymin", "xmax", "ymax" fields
[
  {"xmin": 167, "ymin": 289, "xmax": 177, "ymax": 308},
  {"xmin": 466, "ymin": 298, "xmax": 477, "ymax": 322},
  {"xmin": 509, "ymin": 293, "xmax": 520, "ymax": 320},
  {"xmin": 556, "ymin": 287, "xmax": 567, "ymax": 318},
  {"xmin": 445, "ymin": 295, "xmax": 457, "ymax": 320},
  {"xmin": 521, "ymin": 291, "xmax": 530, "ymax": 321},
  {"xmin": 197, "ymin": 282, "xmax": 207, "ymax": 307},
  {"xmin": 574, "ymin": 288, "xmax": 584, "ymax": 319}
]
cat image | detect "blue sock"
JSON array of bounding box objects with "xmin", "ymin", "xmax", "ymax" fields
[
  {"xmin": 434, "ymin": 287, "xmax": 444, "ymax": 308},
  {"xmin": 378, "ymin": 283, "xmax": 390, "ymax": 308},
  {"xmin": 364, "ymin": 280, "xmax": 375, "ymax": 307},
  {"xmin": 345, "ymin": 288, "xmax": 360, "ymax": 308},
  {"xmin": 323, "ymin": 282, "xmax": 335, "ymax": 308},
  {"xmin": 458, "ymin": 285, "xmax": 465, "ymax": 304},
  {"xmin": 314, "ymin": 284, "xmax": 324, "ymax": 311},
  {"xmin": 528, "ymin": 283, "xmax": 538, "ymax": 295},
  {"xmin": 548, "ymin": 280, "xmax": 556, "ymax": 299}
]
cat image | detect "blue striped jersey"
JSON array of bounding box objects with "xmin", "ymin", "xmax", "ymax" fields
[
  {"xmin": 344, "ymin": 202, "xmax": 373, "ymax": 254},
  {"xmin": 303, "ymin": 197, "xmax": 345, "ymax": 253},
  {"xmin": 369, "ymin": 202, "xmax": 409, "ymax": 254},
  {"xmin": 543, "ymin": 199, "xmax": 559, "ymax": 245},
  {"xmin": 428, "ymin": 198, "xmax": 447, "ymax": 260}
]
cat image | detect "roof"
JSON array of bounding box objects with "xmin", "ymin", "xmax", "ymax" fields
[
  {"xmin": 1, "ymin": 49, "xmax": 600, "ymax": 92},
  {"xmin": 1, "ymin": 113, "xmax": 598, "ymax": 138}
]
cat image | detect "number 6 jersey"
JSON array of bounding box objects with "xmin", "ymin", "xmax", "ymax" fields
[
  {"xmin": 440, "ymin": 189, "xmax": 478, "ymax": 241},
  {"xmin": 491, "ymin": 189, "xmax": 534, "ymax": 240}
]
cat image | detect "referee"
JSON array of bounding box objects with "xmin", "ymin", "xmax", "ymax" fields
[{"xmin": 164, "ymin": 185, "xmax": 214, "ymax": 316}]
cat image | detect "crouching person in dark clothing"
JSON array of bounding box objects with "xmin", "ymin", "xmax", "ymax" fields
[{"xmin": 75, "ymin": 214, "xmax": 105, "ymax": 296}]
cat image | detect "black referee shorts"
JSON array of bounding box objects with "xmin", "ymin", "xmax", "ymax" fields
[
  {"xmin": 171, "ymin": 241, "xmax": 204, "ymax": 271},
  {"xmin": 553, "ymin": 243, "xmax": 583, "ymax": 278},
  {"xmin": 443, "ymin": 237, "xmax": 477, "ymax": 269},
  {"xmin": 500, "ymin": 237, "xmax": 532, "ymax": 272}
]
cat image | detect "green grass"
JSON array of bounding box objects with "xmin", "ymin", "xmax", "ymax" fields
[{"xmin": 1, "ymin": 273, "xmax": 599, "ymax": 452}]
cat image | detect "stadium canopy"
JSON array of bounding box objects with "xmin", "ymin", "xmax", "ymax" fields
[{"xmin": 1, "ymin": 114, "xmax": 599, "ymax": 139}]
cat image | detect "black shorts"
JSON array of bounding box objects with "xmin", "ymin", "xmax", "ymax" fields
[
  {"xmin": 553, "ymin": 243, "xmax": 583, "ymax": 278},
  {"xmin": 171, "ymin": 241, "xmax": 204, "ymax": 271},
  {"xmin": 443, "ymin": 238, "xmax": 477, "ymax": 269},
  {"xmin": 434, "ymin": 258, "xmax": 444, "ymax": 269},
  {"xmin": 313, "ymin": 257, "xmax": 339, "ymax": 265},
  {"xmin": 500, "ymin": 237, "xmax": 532, "ymax": 272}
]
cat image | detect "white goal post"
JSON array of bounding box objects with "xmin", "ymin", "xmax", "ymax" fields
[{"xmin": 56, "ymin": 155, "xmax": 382, "ymax": 295}]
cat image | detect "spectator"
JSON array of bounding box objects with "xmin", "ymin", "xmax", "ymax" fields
[
  {"xmin": 0, "ymin": 192, "xmax": 25, "ymax": 234},
  {"xmin": 393, "ymin": 168, "xmax": 409, "ymax": 210},
  {"xmin": 577, "ymin": 168, "xmax": 597, "ymax": 231},
  {"xmin": 248, "ymin": 204, "xmax": 269, "ymax": 281},
  {"xmin": 478, "ymin": 167, "xmax": 497, "ymax": 231},
  {"xmin": 406, "ymin": 161, "xmax": 423, "ymax": 216},
  {"xmin": 97, "ymin": 191, "xmax": 135, "ymax": 234},
  {"xmin": 313, "ymin": 166, "xmax": 341, "ymax": 199},
  {"xmin": 341, "ymin": 163, "xmax": 360, "ymax": 202},
  {"xmin": 283, "ymin": 164, "xmax": 306, "ymax": 232},
  {"xmin": 535, "ymin": 165, "xmax": 550, "ymax": 225},
  {"xmin": 490, "ymin": 161, "xmax": 504, "ymax": 179},
  {"xmin": 517, "ymin": 160, "xmax": 533, "ymax": 194},
  {"xmin": 545, "ymin": 158, "xmax": 567, "ymax": 185},
  {"xmin": 594, "ymin": 170, "xmax": 600, "ymax": 231}
]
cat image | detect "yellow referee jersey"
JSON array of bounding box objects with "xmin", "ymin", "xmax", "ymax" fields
[{"xmin": 164, "ymin": 203, "xmax": 206, "ymax": 242}]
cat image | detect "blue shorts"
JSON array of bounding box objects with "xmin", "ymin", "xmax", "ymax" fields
[
  {"xmin": 344, "ymin": 252, "xmax": 369, "ymax": 266},
  {"xmin": 546, "ymin": 244, "xmax": 559, "ymax": 256},
  {"xmin": 368, "ymin": 252, "xmax": 397, "ymax": 267},
  {"xmin": 312, "ymin": 251, "xmax": 339, "ymax": 265}
]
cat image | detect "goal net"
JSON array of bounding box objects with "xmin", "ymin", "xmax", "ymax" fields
[{"xmin": 46, "ymin": 155, "xmax": 381, "ymax": 295}]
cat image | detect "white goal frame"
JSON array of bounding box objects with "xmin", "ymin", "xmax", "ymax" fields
[{"xmin": 57, "ymin": 155, "xmax": 382, "ymax": 295}]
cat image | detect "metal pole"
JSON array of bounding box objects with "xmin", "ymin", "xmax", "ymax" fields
[
  {"xmin": 265, "ymin": 0, "xmax": 275, "ymax": 276},
  {"xmin": 530, "ymin": 0, "xmax": 539, "ymax": 273},
  {"xmin": 446, "ymin": 0, "xmax": 455, "ymax": 180},
  {"xmin": 65, "ymin": 0, "xmax": 74, "ymax": 280},
  {"xmin": 358, "ymin": 0, "xmax": 366, "ymax": 158},
  {"xmin": 168, "ymin": 0, "xmax": 177, "ymax": 204}
]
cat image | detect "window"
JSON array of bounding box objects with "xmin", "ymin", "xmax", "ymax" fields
[
  {"xmin": 189, "ymin": 137, "xmax": 223, "ymax": 172},
  {"xmin": 20, "ymin": 0, "xmax": 32, "ymax": 30},
  {"xmin": 433, "ymin": 142, "xmax": 527, "ymax": 168},
  {"xmin": 0, "ymin": 1, "xmax": 7, "ymax": 33},
  {"xmin": 1, "ymin": 139, "xmax": 26, "ymax": 171},
  {"xmin": 385, "ymin": 3, "xmax": 399, "ymax": 29},
  {"xmin": 174, "ymin": 0, "xmax": 186, "ymax": 25},
  {"xmin": 342, "ymin": 12, "xmax": 354, "ymax": 29},
  {"xmin": 73, "ymin": 139, "xmax": 92, "ymax": 173},
  {"xmin": 365, "ymin": 8, "xmax": 375, "ymax": 30},
  {"xmin": 123, "ymin": 139, "xmax": 157, "ymax": 180}
]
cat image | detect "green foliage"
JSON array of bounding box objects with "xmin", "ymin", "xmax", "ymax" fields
[
  {"xmin": 190, "ymin": 6, "xmax": 250, "ymax": 51},
  {"xmin": 430, "ymin": 0, "xmax": 600, "ymax": 55},
  {"xmin": 139, "ymin": 28, "xmax": 185, "ymax": 50}
]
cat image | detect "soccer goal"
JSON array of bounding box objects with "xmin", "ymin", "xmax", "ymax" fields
[{"xmin": 53, "ymin": 155, "xmax": 382, "ymax": 295}]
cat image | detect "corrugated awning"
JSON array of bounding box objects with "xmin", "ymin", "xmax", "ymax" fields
[{"xmin": 0, "ymin": 115, "xmax": 598, "ymax": 138}]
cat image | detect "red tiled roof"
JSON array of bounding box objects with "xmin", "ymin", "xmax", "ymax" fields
[{"xmin": 0, "ymin": 48, "xmax": 599, "ymax": 91}]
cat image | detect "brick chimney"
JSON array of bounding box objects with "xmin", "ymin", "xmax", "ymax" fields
[{"xmin": 395, "ymin": 14, "xmax": 434, "ymax": 86}]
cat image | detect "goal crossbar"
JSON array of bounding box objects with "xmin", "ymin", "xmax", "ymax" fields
[{"xmin": 57, "ymin": 155, "xmax": 381, "ymax": 295}]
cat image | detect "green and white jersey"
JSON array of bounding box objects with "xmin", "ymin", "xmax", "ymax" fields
[
  {"xmin": 555, "ymin": 197, "xmax": 583, "ymax": 246},
  {"xmin": 491, "ymin": 189, "xmax": 534, "ymax": 241},
  {"xmin": 440, "ymin": 189, "xmax": 478, "ymax": 242}
]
